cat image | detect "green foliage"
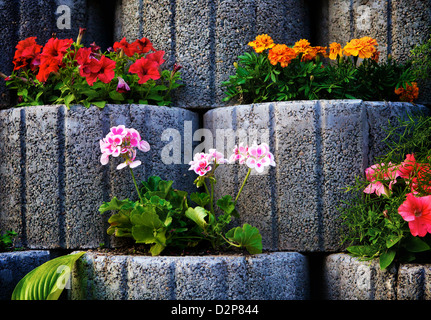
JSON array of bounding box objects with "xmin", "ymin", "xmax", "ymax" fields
[
  {"xmin": 223, "ymin": 50, "xmax": 415, "ymax": 104},
  {"xmin": 340, "ymin": 114, "xmax": 431, "ymax": 269},
  {"xmin": 11, "ymin": 252, "xmax": 85, "ymax": 300},
  {"xmin": 100, "ymin": 175, "xmax": 263, "ymax": 255},
  {"xmin": 409, "ymin": 30, "xmax": 431, "ymax": 81},
  {"xmin": 0, "ymin": 230, "xmax": 17, "ymax": 252}
]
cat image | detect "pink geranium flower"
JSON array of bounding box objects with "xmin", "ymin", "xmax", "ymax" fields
[
  {"xmin": 246, "ymin": 143, "xmax": 276, "ymax": 173},
  {"xmin": 398, "ymin": 193, "xmax": 431, "ymax": 237},
  {"xmin": 100, "ymin": 126, "xmax": 150, "ymax": 170},
  {"xmin": 188, "ymin": 149, "xmax": 226, "ymax": 176}
]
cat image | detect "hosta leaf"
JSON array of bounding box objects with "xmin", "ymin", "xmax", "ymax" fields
[
  {"xmin": 225, "ymin": 224, "xmax": 262, "ymax": 254},
  {"xmin": 11, "ymin": 252, "xmax": 85, "ymax": 300}
]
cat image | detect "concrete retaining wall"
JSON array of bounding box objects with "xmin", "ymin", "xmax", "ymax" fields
[
  {"xmin": 0, "ymin": 104, "xmax": 199, "ymax": 250},
  {"xmin": 70, "ymin": 251, "xmax": 310, "ymax": 300},
  {"xmin": 0, "ymin": 250, "xmax": 51, "ymax": 300},
  {"xmin": 203, "ymin": 100, "xmax": 428, "ymax": 252},
  {"xmin": 323, "ymin": 253, "xmax": 431, "ymax": 300}
]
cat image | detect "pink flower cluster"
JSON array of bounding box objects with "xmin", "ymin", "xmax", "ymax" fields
[
  {"xmin": 364, "ymin": 154, "xmax": 431, "ymax": 237},
  {"xmin": 100, "ymin": 125, "xmax": 150, "ymax": 170},
  {"xmin": 188, "ymin": 149, "xmax": 226, "ymax": 176},
  {"xmin": 188, "ymin": 142, "xmax": 276, "ymax": 176},
  {"xmin": 229, "ymin": 143, "xmax": 276, "ymax": 173}
]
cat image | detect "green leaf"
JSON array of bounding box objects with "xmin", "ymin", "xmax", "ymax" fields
[
  {"xmin": 92, "ymin": 101, "xmax": 106, "ymax": 109},
  {"xmin": 141, "ymin": 176, "xmax": 162, "ymax": 192},
  {"xmin": 99, "ymin": 197, "xmax": 135, "ymax": 214},
  {"xmin": 225, "ymin": 224, "xmax": 262, "ymax": 254},
  {"xmin": 64, "ymin": 94, "xmax": 75, "ymax": 107},
  {"xmin": 379, "ymin": 249, "xmax": 396, "ymax": 270},
  {"xmin": 216, "ymin": 195, "xmax": 239, "ymax": 218},
  {"xmin": 190, "ymin": 192, "xmax": 210, "ymax": 207},
  {"xmin": 130, "ymin": 205, "xmax": 164, "ymax": 229},
  {"xmin": 185, "ymin": 207, "xmax": 208, "ymax": 230},
  {"xmin": 402, "ymin": 235, "xmax": 431, "ymax": 252},
  {"xmin": 109, "ymin": 90, "xmax": 125, "ymax": 101},
  {"xmin": 11, "ymin": 252, "xmax": 85, "ymax": 300}
]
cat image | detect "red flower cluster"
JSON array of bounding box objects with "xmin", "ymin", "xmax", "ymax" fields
[
  {"xmin": 113, "ymin": 37, "xmax": 165, "ymax": 85},
  {"xmin": 12, "ymin": 37, "xmax": 73, "ymax": 82},
  {"xmin": 77, "ymin": 47, "xmax": 116, "ymax": 86}
]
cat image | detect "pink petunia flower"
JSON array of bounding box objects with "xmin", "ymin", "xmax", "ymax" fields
[
  {"xmin": 363, "ymin": 162, "xmax": 399, "ymax": 197},
  {"xmin": 398, "ymin": 193, "xmax": 431, "ymax": 237}
]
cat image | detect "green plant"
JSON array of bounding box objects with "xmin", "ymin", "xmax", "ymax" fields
[
  {"xmin": 340, "ymin": 114, "xmax": 431, "ymax": 269},
  {"xmin": 11, "ymin": 252, "xmax": 85, "ymax": 300},
  {"xmin": 409, "ymin": 30, "xmax": 431, "ymax": 81},
  {"xmin": 0, "ymin": 230, "xmax": 17, "ymax": 252},
  {"xmin": 1, "ymin": 28, "xmax": 182, "ymax": 109}
]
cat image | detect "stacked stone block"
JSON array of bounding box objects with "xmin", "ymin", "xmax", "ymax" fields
[
  {"xmin": 71, "ymin": 251, "xmax": 310, "ymax": 300},
  {"xmin": 0, "ymin": 104, "xmax": 200, "ymax": 250},
  {"xmin": 204, "ymin": 100, "xmax": 427, "ymax": 252}
]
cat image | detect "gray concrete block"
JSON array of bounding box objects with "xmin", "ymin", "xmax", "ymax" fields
[
  {"xmin": 323, "ymin": 253, "xmax": 398, "ymax": 300},
  {"xmin": 25, "ymin": 105, "xmax": 65, "ymax": 248},
  {"xmin": 70, "ymin": 251, "xmax": 310, "ymax": 300},
  {"xmin": 203, "ymin": 100, "xmax": 428, "ymax": 252},
  {"xmin": 324, "ymin": 253, "xmax": 431, "ymax": 300},
  {"xmin": 0, "ymin": 108, "xmax": 24, "ymax": 247},
  {"xmin": 397, "ymin": 264, "xmax": 431, "ymax": 300},
  {"xmin": 0, "ymin": 250, "xmax": 50, "ymax": 300},
  {"xmin": 114, "ymin": 0, "xmax": 311, "ymax": 109},
  {"xmin": 0, "ymin": 104, "xmax": 199, "ymax": 249}
]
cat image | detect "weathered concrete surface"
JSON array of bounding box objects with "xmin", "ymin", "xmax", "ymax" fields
[
  {"xmin": 114, "ymin": 0, "xmax": 310, "ymax": 109},
  {"xmin": 0, "ymin": 104, "xmax": 199, "ymax": 249},
  {"xmin": 0, "ymin": 250, "xmax": 51, "ymax": 300},
  {"xmin": 70, "ymin": 251, "xmax": 310, "ymax": 300},
  {"xmin": 203, "ymin": 100, "xmax": 428, "ymax": 252},
  {"xmin": 323, "ymin": 253, "xmax": 431, "ymax": 300}
]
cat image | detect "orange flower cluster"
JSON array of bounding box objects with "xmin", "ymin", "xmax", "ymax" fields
[
  {"xmin": 395, "ymin": 82, "xmax": 419, "ymax": 102},
  {"xmin": 267, "ymin": 44, "xmax": 297, "ymax": 67},
  {"xmin": 293, "ymin": 39, "xmax": 327, "ymax": 62}
]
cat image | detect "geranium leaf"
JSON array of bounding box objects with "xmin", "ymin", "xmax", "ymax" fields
[{"xmin": 225, "ymin": 224, "xmax": 262, "ymax": 254}]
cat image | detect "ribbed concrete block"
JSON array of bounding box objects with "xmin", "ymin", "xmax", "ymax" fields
[
  {"xmin": 70, "ymin": 251, "xmax": 309, "ymax": 300},
  {"xmin": 0, "ymin": 250, "xmax": 50, "ymax": 300},
  {"xmin": 203, "ymin": 100, "xmax": 428, "ymax": 252},
  {"xmin": 323, "ymin": 253, "xmax": 398, "ymax": 300},
  {"xmin": 0, "ymin": 108, "xmax": 24, "ymax": 247},
  {"xmin": 114, "ymin": 0, "xmax": 310, "ymax": 108},
  {"xmin": 397, "ymin": 264, "xmax": 431, "ymax": 300},
  {"xmin": 324, "ymin": 253, "xmax": 431, "ymax": 300},
  {"xmin": 0, "ymin": 104, "xmax": 199, "ymax": 249}
]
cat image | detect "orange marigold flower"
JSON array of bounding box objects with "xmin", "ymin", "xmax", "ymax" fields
[
  {"xmin": 328, "ymin": 42, "xmax": 342, "ymax": 60},
  {"xmin": 395, "ymin": 82, "xmax": 419, "ymax": 103},
  {"xmin": 343, "ymin": 37, "xmax": 378, "ymax": 59},
  {"xmin": 293, "ymin": 39, "xmax": 325, "ymax": 61},
  {"xmin": 268, "ymin": 44, "xmax": 297, "ymax": 67},
  {"xmin": 248, "ymin": 34, "xmax": 275, "ymax": 53}
]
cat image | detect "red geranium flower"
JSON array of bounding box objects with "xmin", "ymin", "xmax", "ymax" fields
[
  {"xmin": 113, "ymin": 37, "xmax": 138, "ymax": 57},
  {"xmin": 129, "ymin": 58, "xmax": 160, "ymax": 84},
  {"xmin": 146, "ymin": 50, "xmax": 165, "ymax": 66},
  {"xmin": 41, "ymin": 38, "xmax": 73, "ymax": 63},
  {"xmin": 132, "ymin": 37, "xmax": 155, "ymax": 54},
  {"xmin": 83, "ymin": 55, "xmax": 116, "ymax": 86},
  {"xmin": 36, "ymin": 57, "xmax": 59, "ymax": 82},
  {"xmin": 12, "ymin": 37, "xmax": 42, "ymax": 71}
]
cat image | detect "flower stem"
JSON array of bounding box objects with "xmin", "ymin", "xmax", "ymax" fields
[
  {"xmin": 235, "ymin": 168, "xmax": 251, "ymax": 203},
  {"xmin": 129, "ymin": 167, "xmax": 144, "ymax": 203}
]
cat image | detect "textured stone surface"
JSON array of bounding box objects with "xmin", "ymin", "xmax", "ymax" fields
[
  {"xmin": 203, "ymin": 100, "xmax": 428, "ymax": 252},
  {"xmin": 323, "ymin": 253, "xmax": 431, "ymax": 300},
  {"xmin": 114, "ymin": 0, "xmax": 310, "ymax": 108},
  {"xmin": 0, "ymin": 250, "xmax": 51, "ymax": 300},
  {"xmin": 323, "ymin": 253, "xmax": 398, "ymax": 300},
  {"xmin": 0, "ymin": 104, "xmax": 199, "ymax": 249},
  {"xmin": 70, "ymin": 251, "xmax": 309, "ymax": 300}
]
